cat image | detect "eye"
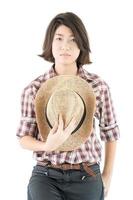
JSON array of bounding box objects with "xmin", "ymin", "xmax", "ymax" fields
[
  {"xmin": 71, "ymin": 38, "xmax": 76, "ymax": 42},
  {"xmin": 56, "ymin": 37, "xmax": 62, "ymax": 41}
]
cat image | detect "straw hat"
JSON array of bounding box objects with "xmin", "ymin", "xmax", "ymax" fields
[{"xmin": 35, "ymin": 75, "xmax": 96, "ymax": 151}]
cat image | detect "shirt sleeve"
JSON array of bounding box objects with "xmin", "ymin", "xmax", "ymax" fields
[
  {"xmin": 98, "ymin": 82, "xmax": 120, "ymax": 142},
  {"xmin": 16, "ymin": 86, "xmax": 37, "ymax": 138}
]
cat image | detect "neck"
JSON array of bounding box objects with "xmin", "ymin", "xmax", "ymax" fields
[{"xmin": 54, "ymin": 63, "xmax": 78, "ymax": 76}]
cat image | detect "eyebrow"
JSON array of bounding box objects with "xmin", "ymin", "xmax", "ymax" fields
[{"xmin": 55, "ymin": 33, "xmax": 74, "ymax": 37}]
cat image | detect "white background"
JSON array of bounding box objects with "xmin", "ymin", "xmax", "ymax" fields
[{"xmin": 0, "ymin": 0, "xmax": 133, "ymax": 199}]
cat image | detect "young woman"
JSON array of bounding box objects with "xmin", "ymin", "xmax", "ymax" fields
[{"xmin": 17, "ymin": 12, "xmax": 120, "ymax": 200}]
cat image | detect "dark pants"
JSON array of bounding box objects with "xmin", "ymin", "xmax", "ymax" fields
[{"xmin": 28, "ymin": 163, "xmax": 104, "ymax": 200}]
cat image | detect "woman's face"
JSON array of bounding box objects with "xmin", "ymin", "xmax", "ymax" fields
[{"xmin": 52, "ymin": 25, "xmax": 80, "ymax": 66}]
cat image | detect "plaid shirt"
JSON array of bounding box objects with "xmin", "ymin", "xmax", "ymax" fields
[{"xmin": 16, "ymin": 65, "xmax": 120, "ymax": 165}]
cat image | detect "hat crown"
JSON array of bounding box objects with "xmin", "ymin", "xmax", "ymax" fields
[{"xmin": 46, "ymin": 89, "xmax": 85, "ymax": 131}]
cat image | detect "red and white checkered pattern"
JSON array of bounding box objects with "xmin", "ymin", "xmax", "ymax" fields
[{"xmin": 16, "ymin": 65, "xmax": 120, "ymax": 165}]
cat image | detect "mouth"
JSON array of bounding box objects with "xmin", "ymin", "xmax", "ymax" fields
[{"xmin": 60, "ymin": 54, "xmax": 71, "ymax": 56}]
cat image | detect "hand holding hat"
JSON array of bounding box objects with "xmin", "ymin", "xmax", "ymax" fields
[{"xmin": 44, "ymin": 113, "xmax": 77, "ymax": 152}]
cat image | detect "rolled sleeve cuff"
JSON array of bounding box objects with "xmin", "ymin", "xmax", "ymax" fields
[
  {"xmin": 100, "ymin": 125, "xmax": 120, "ymax": 142},
  {"xmin": 16, "ymin": 117, "xmax": 37, "ymax": 138}
]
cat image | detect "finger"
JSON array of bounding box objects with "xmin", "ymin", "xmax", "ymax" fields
[
  {"xmin": 65, "ymin": 116, "xmax": 77, "ymax": 133},
  {"xmin": 49, "ymin": 121, "xmax": 58, "ymax": 134},
  {"xmin": 58, "ymin": 113, "xmax": 64, "ymax": 130},
  {"xmin": 104, "ymin": 188, "xmax": 108, "ymax": 197}
]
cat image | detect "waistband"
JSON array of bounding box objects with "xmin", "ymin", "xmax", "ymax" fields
[{"xmin": 37, "ymin": 161, "xmax": 97, "ymax": 177}]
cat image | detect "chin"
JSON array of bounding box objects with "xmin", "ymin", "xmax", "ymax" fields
[{"xmin": 59, "ymin": 62, "xmax": 72, "ymax": 66}]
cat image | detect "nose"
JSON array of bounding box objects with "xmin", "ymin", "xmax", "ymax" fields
[{"xmin": 60, "ymin": 41, "xmax": 71, "ymax": 50}]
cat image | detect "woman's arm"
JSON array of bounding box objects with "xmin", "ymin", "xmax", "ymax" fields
[
  {"xmin": 19, "ymin": 114, "xmax": 77, "ymax": 152},
  {"xmin": 19, "ymin": 135, "xmax": 47, "ymax": 151},
  {"xmin": 102, "ymin": 140, "xmax": 117, "ymax": 196}
]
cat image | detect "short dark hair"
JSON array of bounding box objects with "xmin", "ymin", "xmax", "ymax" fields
[{"xmin": 39, "ymin": 12, "xmax": 92, "ymax": 67}]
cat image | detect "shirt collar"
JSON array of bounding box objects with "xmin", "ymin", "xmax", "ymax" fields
[{"xmin": 48, "ymin": 64, "xmax": 93, "ymax": 81}]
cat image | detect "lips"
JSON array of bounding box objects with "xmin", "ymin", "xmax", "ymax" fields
[{"xmin": 60, "ymin": 53, "xmax": 71, "ymax": 56}]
